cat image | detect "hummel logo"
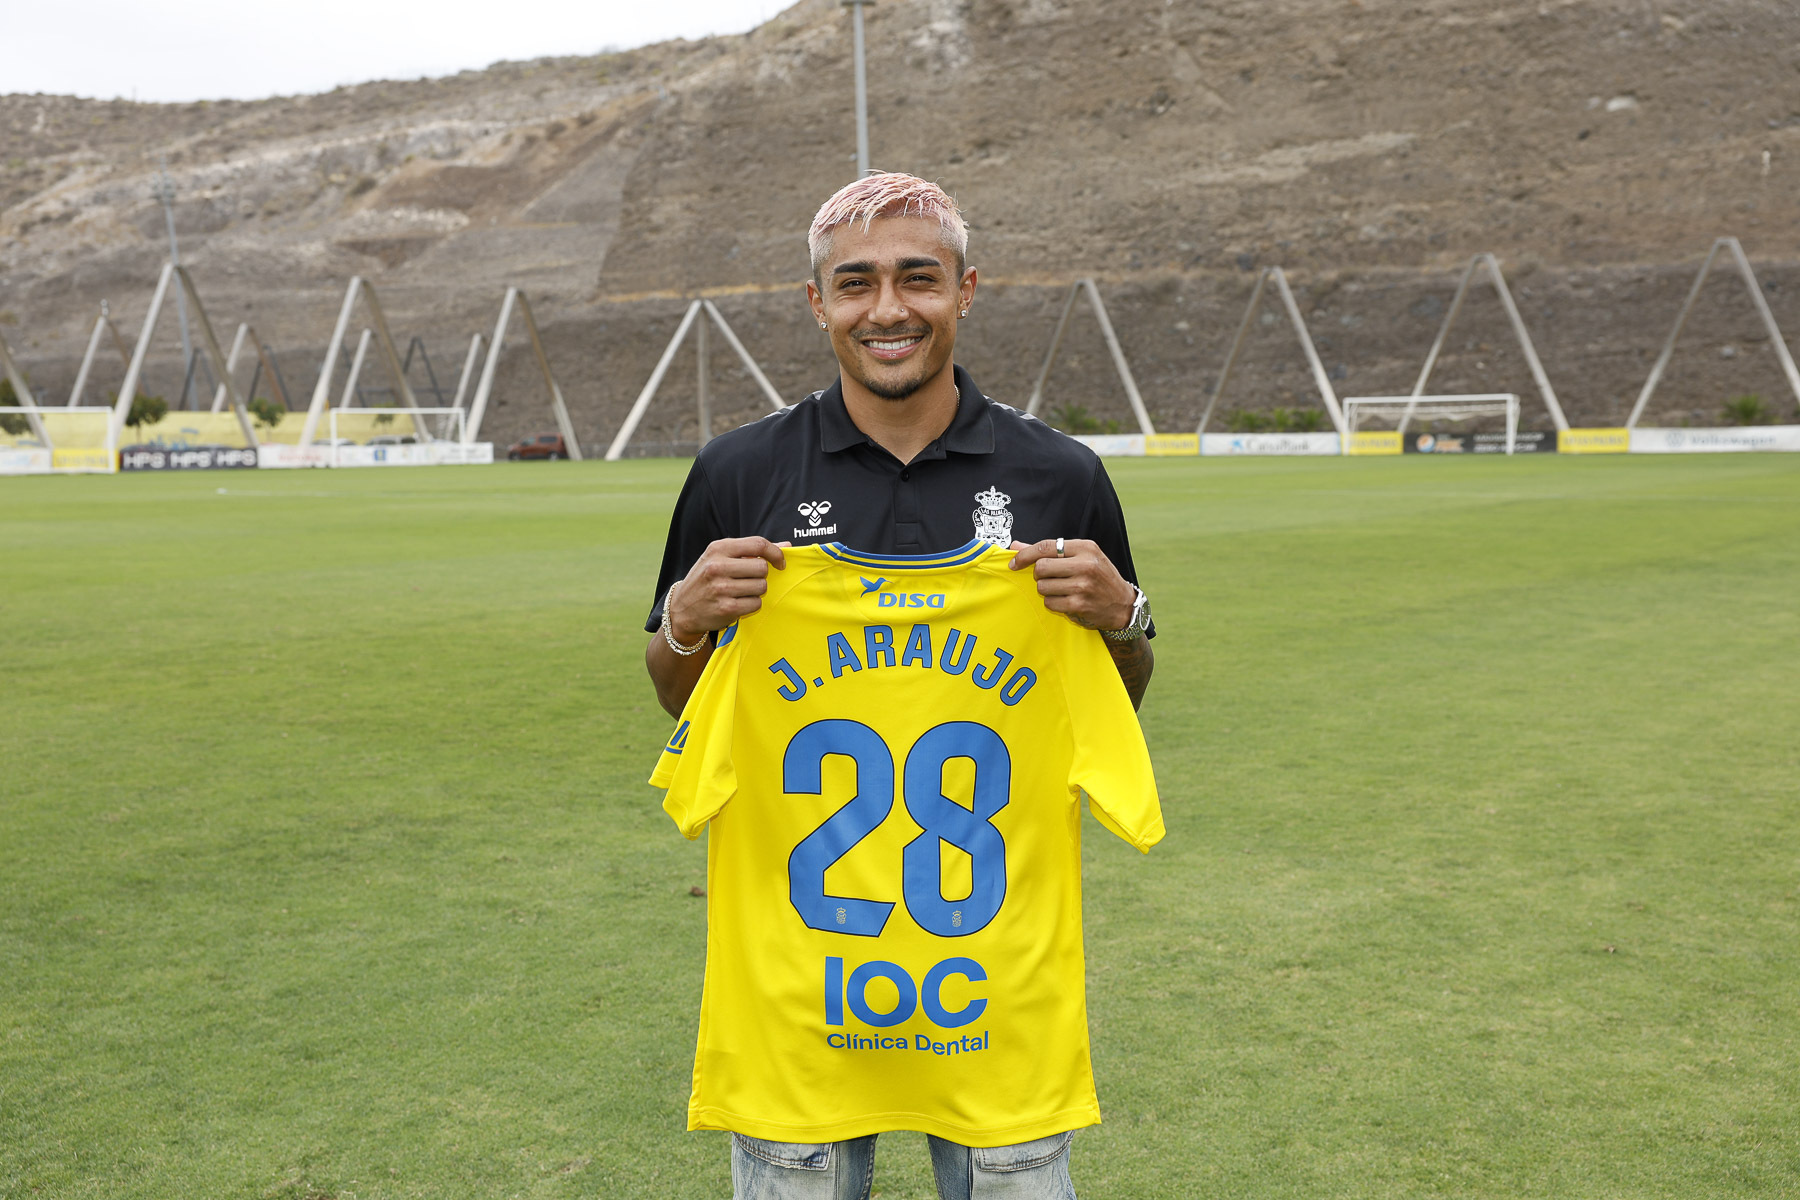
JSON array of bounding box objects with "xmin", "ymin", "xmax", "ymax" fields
[
  {"xmin": 793, "ymin": 499, "xmax": 838, "ymax": 540},
  {"xmin": 859, "ymin": 576, "xmax": 886, "ymax": 597}
]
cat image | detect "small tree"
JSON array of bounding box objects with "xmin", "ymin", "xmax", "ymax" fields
[
  {"xmin": 1262, "ymin": 407, "xmax": 1327, "ymax": 433},
  {"xmin": 0, "ymin": 375, "xmax": 28, "ymax": 435},
  {"xmin": 125, "ymin": 394, "xmax": 168, "ymax": 440},
  {"xmin": 1225, "ymin": 409, "xmax": 1268, "ymax": 433},
  {"xmin": 1721, "ymin": 394, "xmax": 1771, "ymax": 426},
  {"xmin": 247, "ymin": 396, "xmax": 285, "ymax": 429},
  {"xmin": 0, "ymin": 377, "xmax": 26, "ymax": 438},
  {"xmin": 1049, "ymin": 403, "xmax": 1121, "ymax": 435}
]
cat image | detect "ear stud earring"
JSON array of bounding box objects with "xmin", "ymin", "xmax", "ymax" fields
[
  {"xmin": 819, "ymin": 321, "xmax": 828, "ymax": 329},
  {"xmin": 959, "ymin": 309, "xmax": 968, "ymax": 317}
]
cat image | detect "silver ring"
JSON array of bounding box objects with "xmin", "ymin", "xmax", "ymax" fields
[{"xmin": 1055, "ymin": 537, "xmax": 1066, "ymax": 557}]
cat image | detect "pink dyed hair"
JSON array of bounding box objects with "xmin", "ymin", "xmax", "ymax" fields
[{"xmin": 807, "ymin": 172, "xmax": 969, "ymax": 277}]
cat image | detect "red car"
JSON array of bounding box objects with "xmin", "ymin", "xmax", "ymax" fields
[{"xmin": 508, "ymin": 434, "xmax": 568, "ymax": 461}]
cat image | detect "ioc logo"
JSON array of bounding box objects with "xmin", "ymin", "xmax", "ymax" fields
[{"xmin": 825, "ymin": 956, "xmax": 986, "ymax": 1029}]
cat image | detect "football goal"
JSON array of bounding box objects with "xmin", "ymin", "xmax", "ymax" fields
[
  {"xmin": 326, "ymin": 407, "xmax": 465, "ymax": 467},
  {"xmin": 0, "ymin": 406, "xmax": 119, "ymax": 474},
  {"xmin": 1342, "ymin": 394, "xmax": 1520, "ymax": 455}
]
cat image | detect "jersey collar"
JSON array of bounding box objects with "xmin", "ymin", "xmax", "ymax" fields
[
  {"xmin": 816, "ymin": 364, "xmax": 997, "ymax": 457},
  {"xmin": 820, "ymin": 538, "xmax": 990, "ymax": 569}
]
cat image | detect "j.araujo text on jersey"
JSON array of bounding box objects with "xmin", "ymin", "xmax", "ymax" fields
[{"xmin": 650, "ymin": 540, "xmax": 1164, "ymax": 1147}]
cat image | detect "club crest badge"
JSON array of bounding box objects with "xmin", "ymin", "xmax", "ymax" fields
[{"xmin": 972, "ymin": 485, "xmax": 1014, "ymax": 545}]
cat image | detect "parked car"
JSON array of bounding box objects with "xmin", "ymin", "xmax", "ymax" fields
[
  {"xmin": 508, "ymin": 434, "xmax": 568, "ymax": 461},
  {"xmin": 369, "ymin": 434, "xmax": 419, "ymax": 446}
]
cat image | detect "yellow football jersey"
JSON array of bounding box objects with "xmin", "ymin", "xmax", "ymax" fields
[{"xmin": 650, "ymin": 539, "xmax": 1163, "ymax": 1146}]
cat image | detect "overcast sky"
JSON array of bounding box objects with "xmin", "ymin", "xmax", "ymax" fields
[{"xmin": 8, "ymin": 0, "xmax": 796, "ymax": 103}]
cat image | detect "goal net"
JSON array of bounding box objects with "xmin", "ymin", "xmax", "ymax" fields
[
  {"xmin": 1342, "ymin": 394, "xmax": 1521, "ymax": 455},
  {"xmin": 326, "ymin": 407, "xmax": 467, "ymax": 467},
  {"xmin": 0, "ymin": 406, "xmax": 118, "ymax": 474}
]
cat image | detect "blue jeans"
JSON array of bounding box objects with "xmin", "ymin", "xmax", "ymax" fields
[{"xmin": 731, "ymin": 1130, "xmax": 1077, "ymax": 1200}]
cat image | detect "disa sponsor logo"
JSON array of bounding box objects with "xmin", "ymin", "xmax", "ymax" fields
[{"xmin": 860, "ymin": 576, "xmax": 946, "ymax": 609}]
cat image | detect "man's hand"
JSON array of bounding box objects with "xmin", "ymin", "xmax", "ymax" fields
[
  {"xmin": 667, "ymin": 536, "xmax": 788, "ymax": 645},
  {"xmin": 648, "ymin": 537, "xmax": 787, "ymax": 717},
  {"xmin": 1009, "ymin": 537, "xmax": 1153, "ymax": 710},
  {"xmin": 1008, "ymin": 538, "xmax": 1136, "ymax": 631}
]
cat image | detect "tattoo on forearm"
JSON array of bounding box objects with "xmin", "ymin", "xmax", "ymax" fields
[{"xmin": 1107, "ymin": 637, "xmax": 1154, "ymax": 711}]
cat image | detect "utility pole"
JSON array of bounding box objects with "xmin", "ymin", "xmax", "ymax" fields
[
  {"xmin": 841, "ymin": 0, "xmax": 875, "ymax": 176},
  {"xmin": 153, "ymin": 156, "xmax": 195, "ymax": 408}
]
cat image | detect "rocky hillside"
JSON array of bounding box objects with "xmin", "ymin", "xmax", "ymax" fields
[{"xmin": 3, "ymin": 0, "xmax": 1798, "ymax": 446}]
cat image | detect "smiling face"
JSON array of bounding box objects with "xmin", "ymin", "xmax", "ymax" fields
[{"xmin": 806, "ymin": 215, "xmax": 977, "ymax": 404}]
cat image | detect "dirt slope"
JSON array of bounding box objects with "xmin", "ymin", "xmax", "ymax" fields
[{"xmin": 3, "ymin": 0, "xmax": 1798, "ymax": 446}]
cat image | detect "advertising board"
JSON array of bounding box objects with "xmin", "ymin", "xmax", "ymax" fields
[
  {"xmin": 1144, "ymin": 433, "xmax": 1200, "ymax": 457},
  {"xmin": 258, "ymin": 442, "xmax": 495, "ymax": 468},
  {"xmin": 121, "ymin": 445, "xmax": 259, "ymax": 471},
  {"xmin": 1346, "ymin": 431, "xmax": 1402, "ymax": 456},
  {"xmin": 1559, "ymin": 428, "xmax": 1629, "ymax": 454},
  {"xmin": 1070, "ymin": 434, "xmax": 1146, "ymax": 457},
  {"xmin": 0, "ymin": 447, "xmax": 52, "ymax": 475},
  {"xmin": 1404, "ymin": 431, "xmax": 1557, "ymax": 454},
  {"xmin": 1200, "ymin": 432, "xmax": 1340, "ymax": 456},
  {"xmin": 1629, "ymin": 425, "xmax": 1800, "ymax": 454},
  {"xmin": 50, "ymin": 447, "xmax": 116, "ymax": 472},
  {"xmin": 330, "ymin": 444, "xmax": 436, "ymax": 468},
  {"xmin": 257, "ymin": 444, "xmax": 332, "ymax": 469}
]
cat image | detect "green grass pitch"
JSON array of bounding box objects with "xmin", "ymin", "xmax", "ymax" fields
[{"xmin": 2, "ymin": 455, "xmax": 1797, "ymax": 1199}]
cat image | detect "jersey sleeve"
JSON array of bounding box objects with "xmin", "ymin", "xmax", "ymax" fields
[
  {"xmin": 1054, "ymin": 623, "xmax": 1165, "ymax": 852},
  {"xmin": 650, "ymin": 622, "xmax": 744, "ymax": 838}
]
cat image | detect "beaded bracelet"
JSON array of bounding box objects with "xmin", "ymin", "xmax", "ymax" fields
[{"xmin": 661, "ymin": 580, "xmax": 710, "ymax": 656}]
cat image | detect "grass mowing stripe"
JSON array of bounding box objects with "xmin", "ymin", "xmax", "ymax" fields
[{"xmin": 2, "ymin": 456, "xmax": 1796, "ymax": 1198}]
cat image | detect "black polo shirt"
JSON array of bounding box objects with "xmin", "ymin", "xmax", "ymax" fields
[{"xmin": 645, "ymin": 364, "xmax": 1150, "ymax": 636}]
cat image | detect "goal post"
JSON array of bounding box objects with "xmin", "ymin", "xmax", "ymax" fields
[
  {"xmin": 1343, "ymin": 394, "xmax": 1520, "ymax": 455},
  {"xmin": 0, "ymin": 406, "xmax": 119, "ymax": 473}
]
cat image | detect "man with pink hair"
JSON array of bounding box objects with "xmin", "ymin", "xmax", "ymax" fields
[{"xmin": 644, "ymin": 172, "xmax": 1156, "ymax": 1199}]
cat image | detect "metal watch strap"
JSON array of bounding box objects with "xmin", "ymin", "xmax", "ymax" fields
[{"xmin": 1100, "ymin": 586, "xmax": 1150, "ymax": 642}]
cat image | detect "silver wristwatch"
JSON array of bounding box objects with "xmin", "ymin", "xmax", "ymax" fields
[{"xmin": 1100, "ymin": 586, "xmax": 1151, "ymax": 642}]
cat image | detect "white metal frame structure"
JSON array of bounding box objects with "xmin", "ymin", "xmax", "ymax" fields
[
  {"xmin": 1625, "ymin": 237, "xmax": 1800, "ymax": 429},
  {"xmin": 1025, "ymin": 278, "xmax": 1156, "ymax": 436},
  {"xmin": 111, "ymin": 262, "xmax": 260, "ymax": 449},
  {"xmin": 67, "ymin": 301, "xmax": 136, "ymax": 408},
  {"xmin": 0, "ymin": 327, "xmax": 52, "ymax": 446},
  {"xmin": 1195, "ymin": 266, "xmax": 1347, "ymax": 436},
  {"xmin": 209, "ymin": 323, "xmax": 288, "ymax": 414},
  {"xmin": 464, "ymin": 287, "xmax": 582, "ymax": 458},
  {"xmin": 1408, "ymin": 253, "xmax": 1569, "ymax": 432},
  {"xmin": 0, "ymin": 407, "xmax": 119, "ymax": 472},
  {"xmin": 299, "ymin": 276, "xmax": 433, "ymax": 448},
  {"xmin": 1344, "ymin": 394, "xmax": 1520, "ymax": 455},
  {"xmin": 605, "ymin": 299, "xmax": 787, "ymax": 461},
  {"xmin": 450, "ymin": 333, "xmax": 484, "ymax": 415},
  {"xmin": 327, "ymin": 406, "xmax": 465, "ymax": 467},
  {"xmin": 336, "ymin": 329, "xmax": 375, "ymax": 411}
]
